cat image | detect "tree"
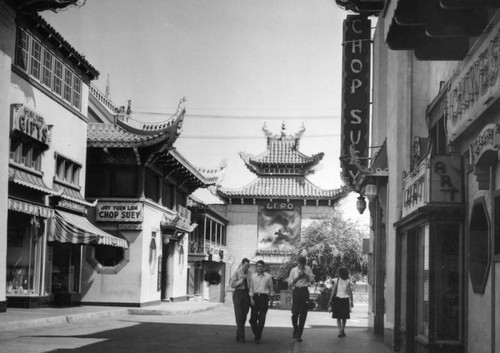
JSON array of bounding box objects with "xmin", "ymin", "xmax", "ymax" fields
[{"xmin": 281, "ymin": 207, "xmax": 367, "ymax": 283}]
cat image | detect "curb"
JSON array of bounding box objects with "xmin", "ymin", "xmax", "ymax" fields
[
  {"xmin": 0, "ymin": 308, "xmax": 129, "ymax": 332},
  {"xmin": 128, "ymin": 303, "xmax": 223, "ymax": 316},
  {"xmin": 0, "ymin": 304, "xmax": 223, "ymax": 332}
]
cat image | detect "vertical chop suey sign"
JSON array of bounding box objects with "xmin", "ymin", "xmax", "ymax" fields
[{"xmin": 340, "ymin": 15, "xmax": 371, "ymax": 189}]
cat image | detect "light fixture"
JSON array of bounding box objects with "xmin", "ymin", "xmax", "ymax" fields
[
  {"xmin": 364, "ymin": 182, "xmax": 378, "ymax": 203},
  {"xmin": 356, "ymin": 194, "xmax": 367, "ymax": 214}
]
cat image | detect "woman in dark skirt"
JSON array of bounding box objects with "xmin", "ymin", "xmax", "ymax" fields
[{"xmin": 328, "ymin": 267, "xmax": 353, "ymax": 337}]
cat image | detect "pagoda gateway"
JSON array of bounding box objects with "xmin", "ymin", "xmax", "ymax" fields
[{"xmin": 212, "ymin": 122, "xmax": 346, "ymax": 284}]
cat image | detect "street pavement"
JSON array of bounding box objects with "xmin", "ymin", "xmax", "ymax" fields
[{"xmin": 0, "ymin": 300, "xmax": 392, "ymax": 353}]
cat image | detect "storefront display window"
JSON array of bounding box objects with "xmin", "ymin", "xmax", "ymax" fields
[
  {"xmin": 434, "ymin": 223, "xmax": 460, "ymax": 341},
  {"xmin": 417, "ymin": 224, "xmax": 430, "ymax": 337},
  {"xmin": 6, "ymin": 212, "xmax": 44, "ymax": 296},
  {"xmin": 49, "ymin": 242, "xmax": 81, "ymax": 293}
]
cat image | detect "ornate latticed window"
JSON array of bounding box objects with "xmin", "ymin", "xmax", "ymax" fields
[{"xmin": 469, "ymin": 200, "xmax": 490, "ymax": 294}]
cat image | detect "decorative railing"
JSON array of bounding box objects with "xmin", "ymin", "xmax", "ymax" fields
[{"xmin": 89, "ymin": 85, "xmax": 118, "ymax": 113}]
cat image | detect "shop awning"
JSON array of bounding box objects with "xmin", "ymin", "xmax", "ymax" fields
[
  {"xmin": 49, "ymin": 210, "xmax": 128, "ymax": 248},
  {"xmin": 9, "ymin": 167, "xmax": 53, "ymax": 194}
]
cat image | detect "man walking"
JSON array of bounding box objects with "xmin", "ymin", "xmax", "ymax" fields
[
  {"xmin": 287, "ymin": 256, "xmax": 314, "ymax": 342},
  {"xmin": 230, "ymin": 258, "xmax": 251, "ymax": 343},
  {"xmin": 249, "ymin": 260, "xmax": 274, "ymax": 344}
]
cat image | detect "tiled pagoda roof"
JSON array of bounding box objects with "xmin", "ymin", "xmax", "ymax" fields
[
  {"xmin": 87, "ymin": 98, "xmax": 186, "ymax": 148},
  {"xmin": 217, "ymin": 176, "xmax": 345, "ymax": 200},
  {"xmin": 241, "ymin": 122, "xmax": 323, "ymax": 176}
]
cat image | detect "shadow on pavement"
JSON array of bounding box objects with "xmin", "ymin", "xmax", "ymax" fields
[{"xmin": 25, "ymin": 322, "xmax": 296, "ymax": 353}]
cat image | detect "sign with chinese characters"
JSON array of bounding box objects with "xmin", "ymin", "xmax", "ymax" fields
[
  {"xmin": 340, "ymin": 15, "xmax": 371, "ymax": 189},
  {"xmin": 446, "ymin": 18, "xmax": 500, "ymax": 142},
  {"xmin": 10, "ymin": 104, "xmax": 51, "ymax": 146},
  {"xmin": 96, "ymin": 202, "xmax": 143, "ymax": 222}
]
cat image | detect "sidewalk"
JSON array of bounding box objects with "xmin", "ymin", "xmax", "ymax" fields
[{"xmin": 0, "ymin": 301, "xmax": 223, "ymax": 332}]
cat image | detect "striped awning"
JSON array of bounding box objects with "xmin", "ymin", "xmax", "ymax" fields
[
  {"xmin": 49, "ymin": 210, "xmax": 128, "ymax": 248},
  {"xmin": 9, "ymin": 167, "xmax": 53, "ymax": 194}
]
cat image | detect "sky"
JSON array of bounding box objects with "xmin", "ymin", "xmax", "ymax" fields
[{"xmin": 41, "ymin": 0, "xmax": 368, "ymax": 222}]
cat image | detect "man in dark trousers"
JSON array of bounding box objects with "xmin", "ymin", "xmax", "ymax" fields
[
  {"xmin": 249, "ymin": 260, "xmax": 274, "ymax": 344},
  {"xmin": 287, "ymin": 256, "xmax": 314, "ymax": 342},
  {"xmin": 230, "ymin": 258, "xmax": 251, "ymax": 343}
]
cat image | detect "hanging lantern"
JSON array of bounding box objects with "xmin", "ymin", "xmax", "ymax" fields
[
  {"xmin": 356, "ymin": 195, "xmax": 367, "ymax": 214},
  {"xmin": 364, "ymin": 182, "xmax": 378, "ymax": 203}
]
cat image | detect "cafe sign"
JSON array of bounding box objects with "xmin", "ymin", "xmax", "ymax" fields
[
  {"xmin": 10, "ymin": 104, "xmax": 51, "ymax": 146},
  {"xmin": 340, "ymin": 15, "xmax": 371, "ymax": 189},
  {"xmin": 96, "ymin": 202, "xmax": 143, "ymax": 222}
]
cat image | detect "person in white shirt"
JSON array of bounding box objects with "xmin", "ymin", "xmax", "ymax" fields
[
  {"xmin": 249, "ymin": 260, "xmax": 274, "ymax": 344},
  {"xmin": 328, "ymin": 267, "xmax": 354, "ymax": 337},
  {"xmin": 287, "ymin": 256, "xmax": 314, "ymax": 342},
  {"xmin": 230, "ymin": 258, "xmax": 252, "ymax": 343}
]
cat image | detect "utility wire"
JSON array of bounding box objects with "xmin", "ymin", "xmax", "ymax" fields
[
  {"xmin": 133, "ymin": 111, "xmax": 340, "ymax": 120},
  {"xmin": 179, "ymin": 133, "xmax": 340, "ymax": 140}
]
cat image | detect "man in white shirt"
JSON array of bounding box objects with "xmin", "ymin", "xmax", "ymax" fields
[
  {"xmin": 249, "ymin": 260, "xmax": 274, "ymax": 344},
  {"xmin": 287, "ymin": 256, "xmax": 314, "ymax": 342},
  {"xmin": 230, "ymin": 258, "xmax": 252, "ymax": 343}
]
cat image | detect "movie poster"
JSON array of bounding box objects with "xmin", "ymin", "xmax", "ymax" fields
[{"xmin": 257, "ymin": 205, "xmax": 301, "ymax": 254}]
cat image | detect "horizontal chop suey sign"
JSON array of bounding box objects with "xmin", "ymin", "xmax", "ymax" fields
[
  {"xmin": 340, "ymin": 15, "xmax": 371, "ymax": 189},
  {"xmin": 96, "ymin": 202, "xmax": 144, "ymax": 222}
]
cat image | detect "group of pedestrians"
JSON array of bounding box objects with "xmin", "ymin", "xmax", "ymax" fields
[{"xmin": 230, "ymin": 256, "xmax": 354, "ymax": 344}]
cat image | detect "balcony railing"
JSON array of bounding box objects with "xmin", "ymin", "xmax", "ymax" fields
[{"xmin": 89, "ymin": 85, "xmax": 118, "ymax": 113}]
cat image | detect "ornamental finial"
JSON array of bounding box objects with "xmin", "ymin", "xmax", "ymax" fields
[{"xmin": 281, "ymin": 121, "xmax": 287, "ymax": 137}]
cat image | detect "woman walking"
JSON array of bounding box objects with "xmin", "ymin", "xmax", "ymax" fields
[{"xmin": 328, "ymin": 267, "xmax": 353, "ymax": 337}]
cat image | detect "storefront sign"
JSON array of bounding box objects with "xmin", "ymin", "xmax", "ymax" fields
[
  {"xmin": 340, "ymin": 15, "xmax": 371, "ymax": 188},
  {"xmin": 118, "ymin": 223, "xmax": 143, "ymax": 230},
  {"xmin": 8, "ymin": 198, "xmax": 54, "ymax": 218},
  {"xmin": 402, "ymin": 154, "xmax": 462, "ymax": 217},
  {"xmin": 266, "ymin": 201, "xmax": 294, "ymax": 210},
  {"xmin": 96, "ymin": 202, "xmax": 143, "ymax": 222},
  {"xmin": 468, "ymin": 123, "xmax": 500, "ymax": 165},
  {"xmin": 56, "ymin": 199, "xmax": 87, "ymax": 215},
  {"xmin": 446, "ymin": 19, "xmax": 500, "ymax": 142},
  {"xmin": 430, "ymin": 157, "xmax": 461, "ymax": 203},
  {"xmin": 10, "ymin": 104, "xmax": 51, "ymax": 146}
]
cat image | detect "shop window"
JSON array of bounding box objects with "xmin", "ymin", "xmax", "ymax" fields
[
  {"xmin": 7, "ymin": 213, "xmax": 44, "ymax": 296},
  {"xmin": 95, "ymin": 245, "xmax": 124, "ymax": 267},
  {"xmin": 55, "ymin": 154, "xmax": 81, "ymax": 187},
  {"xmin": 495, "ymin": 193, "xmax": 500, "ymax": 255},
  {"xmin": 9, "ymin": 137, "xmax": 43, "ymax": 171},
  {"xmin": 86, "ymin": 235, "xmax": 129, "ymax": 275},
  {"xmin": 469, "ymin": 200, "xmax": 490, "ymax": 294},
  {"xmin": 50, "ymin": 242, "xmax": 81, "ymax": 293},
  {"xmin": 113, "ymin": 168, "xmax": 137, "ymax": 197},
  {"xmin": 86, "ymin": 166, "xmax": 111, "ymax": 197},
  {"xmin": 145, "ymin": 170, "xmax": 160, "ymax": 203},
  {"xmin": 430, "ymin": 117, "xmax": 448, "ymax": 156},
  {"xmin": 14, "ymin": 27, "xmax": 83, "ymax": 111},
  {"xmin": 176, "ymin": 190, "xmax": 186, "ymax": 207},
  {"xmin": 417, "ymin": 224, "xmax": 430, "ymax": 337},
  {"xmin": 434, "ymin": 223, "xmax": 460, "ymax": 340},
  {"xmin": 161, "ymin": 181, "xmax": 173, "ymax": 208},
  {"xmin": 53, "ymin": 59, "xmax": 63, "ymax": 95}
]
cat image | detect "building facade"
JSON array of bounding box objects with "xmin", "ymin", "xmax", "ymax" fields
[
  {"xmin": 86, "ymin": 91, "xmax": 226, "ymax": 305},
  {"xmin": 1, "ymin": 7, "xmax": 135, "ymax": 310},
  {"xmin": 213, "ymin": 123, "xmax": 346, "ymax": 298},
  {"xmin": 337, "ymin": 1, "xmax": 500, "ymax": 353}
]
